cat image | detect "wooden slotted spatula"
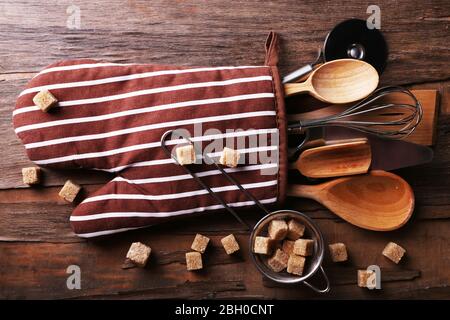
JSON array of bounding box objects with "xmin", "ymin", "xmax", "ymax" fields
[{"xmin": 287, "ymin": 170, "xmax": 415, "ymax": 231}]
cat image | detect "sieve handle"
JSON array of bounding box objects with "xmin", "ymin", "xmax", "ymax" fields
[
  {"xmin": 282, "ymin": 64, "xmax": 314, "ymax": 84},
  {"xmin": 303, "ymin": 266, "xmax": 330, "ymax": 293}
]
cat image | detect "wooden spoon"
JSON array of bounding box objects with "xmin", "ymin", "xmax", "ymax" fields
[
  {"xmin": 288, "ymin": 170, "xmax": 415, "ymax": 231},
  {"xmin": 296, "ymin": 139, "xmax": 372, "ymax": 178},
  {"xmin": 284, "ymin": 59, "xmax": 379, "ymax": 104}
]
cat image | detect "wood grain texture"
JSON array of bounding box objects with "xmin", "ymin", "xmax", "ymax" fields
[
  {"xmin": 284, "ymin": 59, "xmax": 380, "ymax": 103},
  {"xmin": 0, "ymin": 0, "xmax": 449, "ymax": 299},
  {"xmin": 288, "ymin": 171, "xmax": 415, "ymax": 231},
  {"xmin": 0, "ymin": 0, "xmax": 449, "ymax": 83},
  {"xmin": 296, "ymin": 140, "xmax": 372, "ymax": 178},
  {"xmin": 0, "ymin": 219, "xmax": 448, "ymax": 299}
]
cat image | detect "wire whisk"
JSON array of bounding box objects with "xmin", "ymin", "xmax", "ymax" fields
[{"xmin": 287, "ymin": 86, "xmax": 423, "ymax": 139}]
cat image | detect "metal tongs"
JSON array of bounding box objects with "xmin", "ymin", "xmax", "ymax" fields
[{"xmin": 160, "ymin": 130, "xmax": 270, "ymax": 230}]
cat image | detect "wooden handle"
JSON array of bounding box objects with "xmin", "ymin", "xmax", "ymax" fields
[
  {"xmin": 287, "ymin": 184, "xmax": 319, "ymax": 200},
  {"xmin": 284, "ymin": 81, "xmax": 312, "ymax": 97}
]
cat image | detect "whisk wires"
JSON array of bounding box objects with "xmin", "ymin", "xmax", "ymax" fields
[{"xmin": 288, "ymin": 86, "xmax": 423, "ymax": 139}]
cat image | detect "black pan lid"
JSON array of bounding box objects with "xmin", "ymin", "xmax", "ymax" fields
[{"xmin": 323, "ymin": 19, "xmax": 388, "ymax": 75}]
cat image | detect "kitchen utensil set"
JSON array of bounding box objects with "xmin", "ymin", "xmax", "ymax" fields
[
  {"xmin": 280, "ymin": 19, "xmax": 430, "ymax": 232},
  {"xmin": 159, "ymin": 19, "xmax": 430, "ymax": 234},
  {"xmin": 155, "ymin": 21, "xmax": 435, "ymax": 292}
]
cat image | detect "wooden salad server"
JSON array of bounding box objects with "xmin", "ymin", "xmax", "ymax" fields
[{"xmin": 288, "ymin": 170, "xmax": 415, "ymax": 231}]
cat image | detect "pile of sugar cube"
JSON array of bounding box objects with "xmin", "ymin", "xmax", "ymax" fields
[
  {"xmin": 253, "ymin": 218, "xmax": 312, "ymax": 276},
  {"xmin": 186, "ymin": 233, "xmax": 241, "ymax": 271}
]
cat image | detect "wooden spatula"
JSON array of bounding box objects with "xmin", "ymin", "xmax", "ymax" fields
[
  {"xmin": 288, "ymin": 170, "xmax": 415, "ymax": 231},
  {"xmin": 295, "ymin": 139, "xmax": 372, "ymax": 178}
]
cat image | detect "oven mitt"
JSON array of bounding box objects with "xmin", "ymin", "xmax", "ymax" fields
[{"xmin": 12, "ymin": 32, "xmax": 288, "ymax": 238}]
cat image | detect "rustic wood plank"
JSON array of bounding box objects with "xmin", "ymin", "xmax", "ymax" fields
[
  {"xmin": 0, "ymin": 0, "xmax": 449, "ymax": 82},
  {"xmin": 0, "ymin": 219, "xmax": 448, "ymax": 299}
]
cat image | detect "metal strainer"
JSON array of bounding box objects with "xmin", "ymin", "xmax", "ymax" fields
[{"xmin": 250, "ymin": 210, "xmax": 330, "ymax": 293}]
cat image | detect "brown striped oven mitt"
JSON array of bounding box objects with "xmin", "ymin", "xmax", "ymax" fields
[{"xmin": 12, "ymin": 32, "xmax": 288, "ymax": 238}]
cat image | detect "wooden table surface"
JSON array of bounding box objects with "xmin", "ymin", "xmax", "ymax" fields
[{"xmin": 1, "ymin": 0, "xmax": 449, "ymax": 299}]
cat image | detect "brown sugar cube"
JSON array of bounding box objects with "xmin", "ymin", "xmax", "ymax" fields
[
  {"xmin": 221, "ymin": 234, "xmax": 240, "ymax": 255},
  {"xmin": 22, "ymin": 167, "xmax": 41, "ymax": 185},
  {"xmin": 286, "ymin": 219, "xmax": 305, "ymax": 240},
  {"xmin": 287, "ymin": 254, "xmax": 306, "ymax": 276},
  {"xmin": 186, "ymin": 251, "xmax": 203, "ymax": 271},
  {"xmin": 253, "ymin": 236, "xmax": 273, "ymax": 255},
  {"xmin": 293, "ymin": 239, "xmax": 314, "ymax": 256},
  {"xmin": 33, "ymin": 90, "xmax": 58, "ymax": 112},
  {"xmin": 267, "ymin": 249, "xmax": 289, "ymax": 272},
  {"xmin": 328, "ymin": 243, "xmax": 348, "ymax": 262},
  {"xmin": 126, "ymin": 242, "xmax": 151, "ymax": 267},
  {"xmin": 382, "ymin": 242, "xmax": 406, "ymax": 264},
  {"xmin": 282, "ymin": 240, "xmax": 295, "ymax": 255},
  {"xmin": 191, "ymin": 233, "xmax": 210, "ymax": 253},
  {"xmin": 268, "ymin": 219, "xmax": 288, "ymax": 240},
  {"xmin": 175, "ymin": 144, "xmax": 196, "ymax": 165},
  {"xmin": 357, "ymin": 269, "xmax": 376, "ymax": 288},
  {"xmin": 219, "ymin": 147, "xmax": 240, "ymax": 168},
  {"xmin": 58, "ymin": 180, "xmax": 81, "ymax": 203}
]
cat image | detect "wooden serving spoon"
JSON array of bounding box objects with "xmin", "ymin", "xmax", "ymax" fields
[
  {"xmin": 288, "ymin": 170, "xmax": 415, "ymax": 231},
  {"xmin": 284, "ymin": 59, "xmax": 379, "ymax": 104},
  {"xmin": 296, "ymin": 139, "xmax": 372, "ymax": 178}
]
